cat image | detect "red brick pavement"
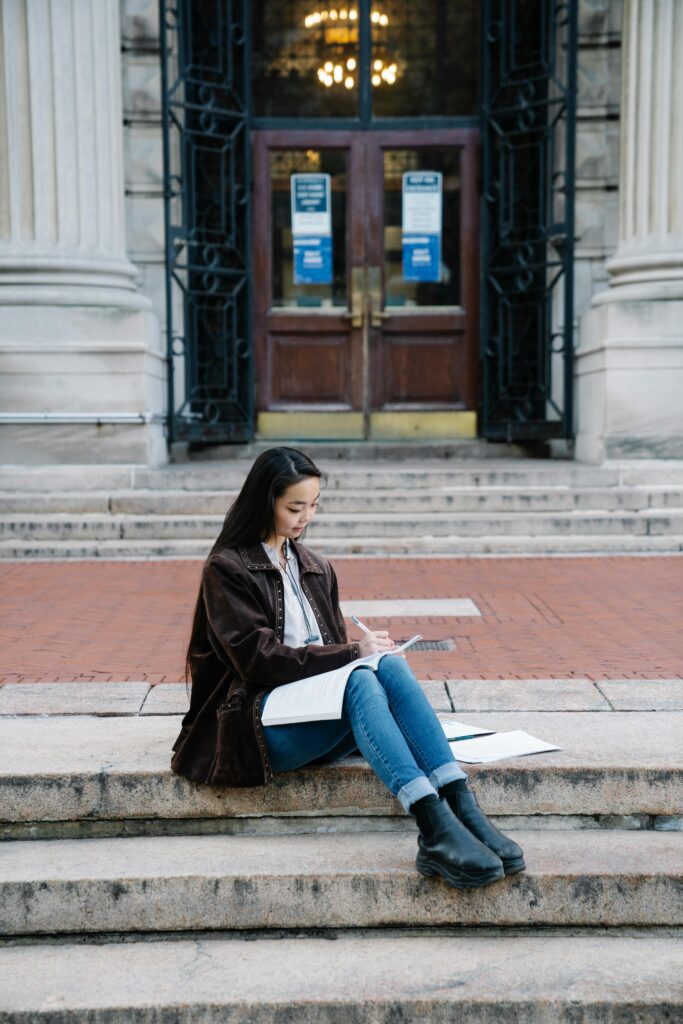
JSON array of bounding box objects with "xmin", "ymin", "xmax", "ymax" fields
[{"xmin": 1, "ymin": 557, "xmax": 682, "ymax": 683}]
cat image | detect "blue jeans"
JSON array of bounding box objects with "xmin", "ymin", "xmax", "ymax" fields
[{"xmin": 261, "ymin": 655, "xmax": 467, "ymax": 811}]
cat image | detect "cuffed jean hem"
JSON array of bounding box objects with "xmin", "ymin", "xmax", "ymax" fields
[
  {"xmin": 396, "ymin": 776, "xmax": 438, "ymax": 813},
  {"xmin": 429, "ymin": 761, "xmax": 468, "ymax": 790}
]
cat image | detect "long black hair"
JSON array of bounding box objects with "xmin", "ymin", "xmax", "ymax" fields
[{"xmin": 184, "ymin": 447, "xmax": 325, "ymax": 683}]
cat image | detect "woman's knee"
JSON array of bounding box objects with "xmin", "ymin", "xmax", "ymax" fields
[
  {"xmin": 344, "ymin": 668, "xmax": 386, "ymax": 709},
  {"xmin": 376, "ymin": 655, "xmax": 420, "ymax": 695}
]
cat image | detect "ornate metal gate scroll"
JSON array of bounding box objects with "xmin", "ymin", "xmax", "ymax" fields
[
  {"xmin": 481, "ymin": 0, "xmax": 577, "ymax": 441},
  {"xmin": 160, "ymin": 0, "xmax": 253, "ymax": 444}
]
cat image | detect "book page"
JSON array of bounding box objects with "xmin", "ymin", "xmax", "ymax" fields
[{"xmin": 260, "ymin": 664, "xmax": 350, "ymax": 726}]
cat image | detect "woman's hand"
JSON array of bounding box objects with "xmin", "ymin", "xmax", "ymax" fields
[{"xmin": 358, "ymin": 630, "xmax": 396, "ymax": 657}]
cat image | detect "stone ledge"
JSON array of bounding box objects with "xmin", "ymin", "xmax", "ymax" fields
[
  {"xmin": 0, "ymin": 712, "xmax": 681, "ymax": 822},
  {"xmin": 1, "ymin": 830, "xmax": 681, "ymax": 933},
  {"xmin": 8, "ymin": 677, "xmax": 682, "ymax": 717},
  {"xmin": 1, "ymin": 934, "xmax": 680, "ymax": 1022},
  {"xmin": 4, "ymin": 534, "xmax": 683, "ymax": 558}
]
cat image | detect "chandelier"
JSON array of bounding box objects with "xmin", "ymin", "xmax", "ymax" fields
[{"xmin": 303, "ymin": 6, "xmax": 399, "ymax": 90}]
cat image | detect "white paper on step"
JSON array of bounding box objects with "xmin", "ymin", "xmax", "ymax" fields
[
  {"xmin": 445, "ymin": 728, "xmax": 561, "ymax": 763},
  {"xmin": 440, "ymin": 720, "xmax": 495, "ymax": 741}
]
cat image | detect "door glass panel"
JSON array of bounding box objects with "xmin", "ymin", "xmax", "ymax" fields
[
  {"xmin": 271, "ymin": 149, "xmax": 347, "ymax": 308},
  {"xmin": 383, "ymin": 149, "xmax": 461, "ymax": 308},
  {"xmin": 252, "ymin": 1, "xmax": 359, "ymax": 117},
  {"xmin": 371, "ymin": 1, "xmax": 479, "ymax": 117}
]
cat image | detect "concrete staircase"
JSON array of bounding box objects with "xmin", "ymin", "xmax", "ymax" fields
[
  {"xmin": 2, "ymin": 457, "xmax": 683, "ymax": 557},
  {"xmin": 0, "ymin": 686, "xmax": 681, "ymax": 1020}
]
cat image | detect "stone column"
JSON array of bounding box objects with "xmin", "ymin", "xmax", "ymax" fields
[
  {"xmin": 0, "ymin": 0, "xmax": 165, "ymax": 464},
  {"xmin": 575, "ymin": 0, "xmax": 683, "ymax": 461}
]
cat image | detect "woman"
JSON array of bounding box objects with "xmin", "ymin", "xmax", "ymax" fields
[{"xmin": 172, "ymin": 447, "xmax": 524, "ymax": 889}]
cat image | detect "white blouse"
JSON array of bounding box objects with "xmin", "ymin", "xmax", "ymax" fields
[{"xmin": 261, "ymin": 541, "xmax": 323, "ymax": 648}]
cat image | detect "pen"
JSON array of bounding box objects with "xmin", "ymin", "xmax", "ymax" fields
[{"xmin": 350, "ymin": 615, "xmax": 373, "ymax": 634}]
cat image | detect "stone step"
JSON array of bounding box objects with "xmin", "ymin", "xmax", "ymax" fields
[
  {"xmin": 1, "ymin": 713, "xmax": 680, "ymax": 829},
  {"xmin": 180, "ymin": 437, "xmax": 533, "ymax": 460},
  {"xmin": 5, "ymin": 678, "xmax": 680, "ymax": 717},
  {"xmin": 3, "ymin": 533, "xmax": 683, "ymax": 559},
  {"xmin": 0, "ymin": 493, "xmax": 112, "ymax": 514},
  {"xmin": 3, "ymin": 509, "xmax": 683, "ymax": 542},
  {"xmin": 1, "ymin": 932, "xmax": 680, "ymax": 1023},
  {"xmin": 0, "ymin": 461, "xmax": 634, "ymax": 495},
  {"xmin": 3, "ymin": 485, "xmax": 683, "ymax": 516},
  {"xmin": 133, "ymin": 459, "xmax": 683, "ymax": 490},
  {"xmin": 1, "ymin": 829, "xmax": 682, "ymax": 934},
  {"xmin": 2, "ymin": 459, "xmax": 682, "ymax": 494}
]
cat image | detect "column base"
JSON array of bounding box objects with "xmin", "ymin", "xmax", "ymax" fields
[
  {"xmin": 0, "ymin": 302, "xmax": 167, "ymax": 466},
  {"xmin": 574, "ymin": 298, "xmax": 683, "ymax": 463}
]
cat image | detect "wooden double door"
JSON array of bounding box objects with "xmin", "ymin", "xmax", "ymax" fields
[{"xmin": 253, "ymin": 130, "xmax": 479, "ymax": 439}]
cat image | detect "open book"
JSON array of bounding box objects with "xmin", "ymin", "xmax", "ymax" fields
[{"xmin": 261, "ymin": 635, "xmax": 423, "ymax": 726}]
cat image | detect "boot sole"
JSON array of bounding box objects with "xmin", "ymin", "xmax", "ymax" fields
[
  {"xmin": 416, "ymin": 853, "xmax": 505, "ymax": 890},
  {"xmin": 503, "ymin": 856, "xmax": 526, "ymax": 876}
]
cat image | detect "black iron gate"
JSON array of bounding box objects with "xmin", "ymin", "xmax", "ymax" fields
[
  {"xmin": 481, "ymin": 0, "xmax": 577, "ymax": 441},
  {"xmin": 160, "ymin": 0, "xmax": 253, "ymax": 444}
]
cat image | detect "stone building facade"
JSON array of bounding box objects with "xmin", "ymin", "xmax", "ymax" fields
[{"xmin": 0, "ymin": 0, "xmax": 681, "ymax": 465}]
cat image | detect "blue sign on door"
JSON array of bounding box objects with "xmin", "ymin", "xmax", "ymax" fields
[
  {"xmin": 291, "ymin": 174, "xmax": 333, "ymax": 285},
  {"xmin": 402, "ymin": 172, "xmax": 443, "ymax": 283},
  {"xmin": 293, "ymin": 236, "xmax": 333, "ymax": 284}
]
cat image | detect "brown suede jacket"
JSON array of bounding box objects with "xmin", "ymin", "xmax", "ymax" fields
[{"xmin": 171, "ymin": 540, "xmax": 361, "ymax": 788}]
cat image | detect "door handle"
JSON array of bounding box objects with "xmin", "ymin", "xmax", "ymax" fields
[
  {"xmin": 342, "ymin": 267, "xmax": 389, "ymax": 328},
  {"xmin": 367, "ymin": 266, "xmax": 389, "ymax": 327},
  {"xmin": 342, "ymin": 266, "xmax": 365, "ymax": 328}
]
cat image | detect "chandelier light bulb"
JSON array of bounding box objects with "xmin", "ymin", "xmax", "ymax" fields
[{"xmin": 307, "ymin": 5, "xmax": 397, "ymax": 90}]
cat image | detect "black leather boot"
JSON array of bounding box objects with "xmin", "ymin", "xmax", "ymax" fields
[
  {"xmin": 412, "ymin": 796, "xmax": 505, "ymax": 889},
  {"xmin": 441, "ymin": 785, "xmax": 526, "ymax": 876}
]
